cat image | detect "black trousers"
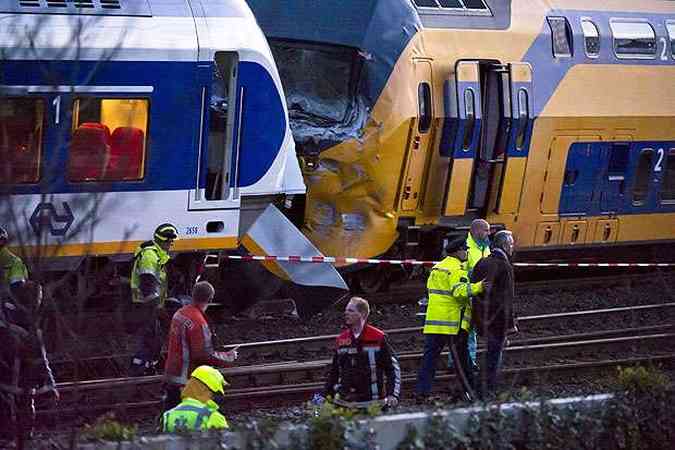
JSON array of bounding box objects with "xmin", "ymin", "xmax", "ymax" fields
[
  {"xmin": 416, "ymin": 330, "xmax": 476, "ymax": 401},
  {"xmin": 163, "ymin": 383, "xmax": 182, "ymax": 411},
  {"xmin": 0, "ymin": 392, "xmax": 34, "ymax": 450},
  {"xmin": 129, "ymin": 301, "xmax": 162, "ymax": 376}
]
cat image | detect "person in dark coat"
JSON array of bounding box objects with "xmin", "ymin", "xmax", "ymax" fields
[
  {"xmin": 470, "ymin": 230, "xmax": 518, "ymax": 396},
  {"xmin": 0, "ymin": 281, "xmax": 58, "ymax": 449}
]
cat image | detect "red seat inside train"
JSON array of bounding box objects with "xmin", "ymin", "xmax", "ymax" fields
[
  {"xmin": 68, "ymin": 124, "xmax": 110, "ymax": 181},
  {"xmin": 107, "ymin": 126, "xmax": 144, "ymax": 180},
  {"xmin": 68, "ymin": 123, "xmax": 144, "ymax": 181}
]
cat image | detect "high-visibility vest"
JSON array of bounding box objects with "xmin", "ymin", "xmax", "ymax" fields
[
  {"xmin": 162, "ymin": 397, "xmax": 229, "ymax": 432},
  {"xmin": 466, "ymin": 233, "xmax": 490, "ymax": 274},
  {"xmin": 0, "ymin": 247, "xmax": 28, "ymax": 299},
  {"xmin": 423, "ymin": 257, "xmax": 483, "ymax": 335},
  {"xmin": 130, "ymin": 241, "xmax": 169, "ymax": 305}
]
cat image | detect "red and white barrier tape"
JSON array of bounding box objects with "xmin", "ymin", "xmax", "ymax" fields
[{"xmin": 213, "ymin": 254, "xmax": 675, "ymax": 268}]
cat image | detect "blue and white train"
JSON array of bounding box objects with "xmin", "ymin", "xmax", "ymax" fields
[{"xmin": 0, "ymin": 0, "xmax": 346, "ymax": 311}]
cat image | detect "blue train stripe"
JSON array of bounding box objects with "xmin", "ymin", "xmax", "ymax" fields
[
  {"xmin": 559, "ymin": 141, "xmax": 675, "ymax": 216},
  {"xmin": 2, "ymin": 60, "xmax": 284, "ymax": 195}
]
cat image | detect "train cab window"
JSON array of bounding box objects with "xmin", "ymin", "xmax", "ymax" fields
[
  {"xmin": 269, "ymin": 40, "xmax": 358, "ymax": 156},
  {"xmin": 632, "ymin": 148, "xmax": 654, "ymax": 204},
  {"xmin": 68, "ymin": 98, "xmax": 148, "ymax": 182},
  {"xmin": 547, "ymin": 16, "xmax": 573, "ymax": 58},
  {"xmin": 610, "ymin": 21, "xmax": 657, "ymax": 59},
  {"xmin": 206, "ymin": 51, "xmax": 239, "ymax": 200},
  {"xmin": 661, "ymin": 149, "xmax": 675, "ymax": 202},
  {"xmin": 0, "ymin": 97, "xmax": 44, "ymax": 184},
  {"xmin": 581, "ymin": 19, "xmax": 600, "ymax": 57},
  {"xmin": 418, "ymin": 82, "xmax": 432, "ymax": 133},
  {"xmin": 667, "ymin": 21, "xmax": 675, "ymax": 58}
]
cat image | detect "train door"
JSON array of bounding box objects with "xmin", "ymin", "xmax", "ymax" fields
[
  {"xmin": 401, "ymin": 59, "xmax": 434, "ymax": 212},
  {"xmin": 188, "ymin": 52, "xmax": 241, "ymax": 216},
  {"xmin": 467, "ymin": 62, "xmax": 507, "ymax": 214},
  {"xmin": 541, "ymin": 136, "xmax": 600, "ymax": 220},
  {"xmin": 443, "ymin": 60, "xmax": 533, "ymax": 217},
  {"xmin": 491, "ymin": 63, "xmax": 534, "ymax": 215},
  {"xmin": 558, "ymin": 142, "xmax": 603, "ymax": 215},
  {"xmin": 442, "ymin": 61, "xmax": 481, "ymax": 216}
]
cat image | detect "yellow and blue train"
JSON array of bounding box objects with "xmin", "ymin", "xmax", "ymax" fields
[{"xmin": 247, "ymin": 0, "xmax": 675, "ymax": 285}]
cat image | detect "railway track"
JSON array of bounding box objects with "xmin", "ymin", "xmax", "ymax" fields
[
  {"xmin": 37, "ymin": 325, "xmax": 675, "ymax": 429},
  {"xmin": 51, "ymin": 302, "xmax": 675, "ymax": 381}
]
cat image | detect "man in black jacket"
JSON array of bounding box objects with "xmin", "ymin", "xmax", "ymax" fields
[{"xmin": 470, "ymin": 230, "xmax": 518, "ymax": 396}]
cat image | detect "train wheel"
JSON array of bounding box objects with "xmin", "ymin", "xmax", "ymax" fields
[
  {"xmin": 355, "ymin": 266, "xmax": 388, "ymax": 294},
  {"xmin": 216, "ymin": 259, "xmax": 284, "ymax": 315}
]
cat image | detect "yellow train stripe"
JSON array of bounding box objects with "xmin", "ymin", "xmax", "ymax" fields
[{"xmin": 12, "ymin": 236, "xmax": 239, "ymax": 258}]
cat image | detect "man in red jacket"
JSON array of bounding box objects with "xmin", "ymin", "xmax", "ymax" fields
[
  {"xmin": 163, "ymin": 281, "xmax": 238, "ymax": 410},
  {"xmin": 320, "ymin": 297, "xmax": 401, "ymax": 407}
]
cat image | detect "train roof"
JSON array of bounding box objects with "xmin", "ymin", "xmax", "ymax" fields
[
  {"xmin": 0, "ymin": 0, "xmax": 252, "ymax": 18},
  {"xmin": 0, "ymin": 0, "xmax": 274, "ymax": 64},
  {"xmin": 247, "ymin": 0, "xmax": 675, "ymax": 110}
]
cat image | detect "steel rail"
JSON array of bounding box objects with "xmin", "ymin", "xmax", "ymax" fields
[
  {"xmin": 36, "ymin": 353, "xmax": 675, "ymax": 422},
  {"xmin": 53, "ymin": 331, "xmax": 675, "ymax": 394},
  {"xmin": 52, "ymin": 302, "xmax": 675, "ymax": 360},
  {"xmin": 50, "ymin": 302, "xmax": 675, "ymax": 380}
]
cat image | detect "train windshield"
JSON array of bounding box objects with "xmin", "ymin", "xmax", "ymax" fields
[{"xmin": 270, "ymin": 41, "xmax": 356, "ymax": 124}]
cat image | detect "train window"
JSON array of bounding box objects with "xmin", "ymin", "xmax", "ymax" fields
[
  {"xmin": 547, "ymin": 16, "xmax": 573, "ymax": 58},
  {"xmin": 68, "ymin": 98, "xmax": 148, "ymax": 182},
  {"xmin": 660, "ymin": 150, "xmax": 675, "ymax": 201},
  {"xmin": 661, "ymin": 149, "xmax": 675, "ymax": 202},
  {"xmin": 515, "ymin": 89, "xmax": 529, "ymax": 151},
  {"xmin": 414, "ymin": 0, "xmax": 441, "ymax": 7},
  {"xmin": 608, "ymin": 142, "xmax": 630, "ymax": 177},
  {"xmin": 0, "ymin": 97, "xmax": 44, "ymax": 184},
  {"xmin": 206, "ymin": 51, "xmax": 239, "ymax": 200},
  {"xmin": 610, "ymin": 21, "xmax": 656, "ymax": 59},
  {"xmin": 418, "ymin": 82, "xmax": 432, "ymax": 133},
  {"xmin": 581, "ymin": 19, "xmax": 600, "ymax": 57},
  {"xmin": 632, "ymin": 148, "xmax": 654, "ymax": 204},
  {"xmin": 461, "ymin": 89, "xmax": 475, "ymax": 151},
  {"xmin": 462, "ymin": 0, "xmax": 488, "ymax": 9},
  {"xmin": 413, "ymin": 0, "xmax": 489, "ymax": 11},
  {"xmin": 667, "ymin": 22, "xmax": 675, "ymax": 58},
  {"xmin": 437, "ymin": 0, "xmax": 462, "ymax": 7}
]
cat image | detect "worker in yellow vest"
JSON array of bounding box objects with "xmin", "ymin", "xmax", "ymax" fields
[
  {"xmin": 416, "ymin": 237, "xmax": 489, "ymax": 401},
  {"xmin": 0, "ymin": 225, "xmax": 28, "ymax": 302},
  {"xmin": 129, "ymin": 223, "xmax": 178, "ymax": 376},
  {"xmin": 449, "ymin": 219, "xmax": 491, "ymax": 370}
]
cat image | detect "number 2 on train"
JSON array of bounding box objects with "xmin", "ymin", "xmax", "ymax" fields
[{"xmin": 654, "ymin": 148, "xmax": 665, "ymax": 173}]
